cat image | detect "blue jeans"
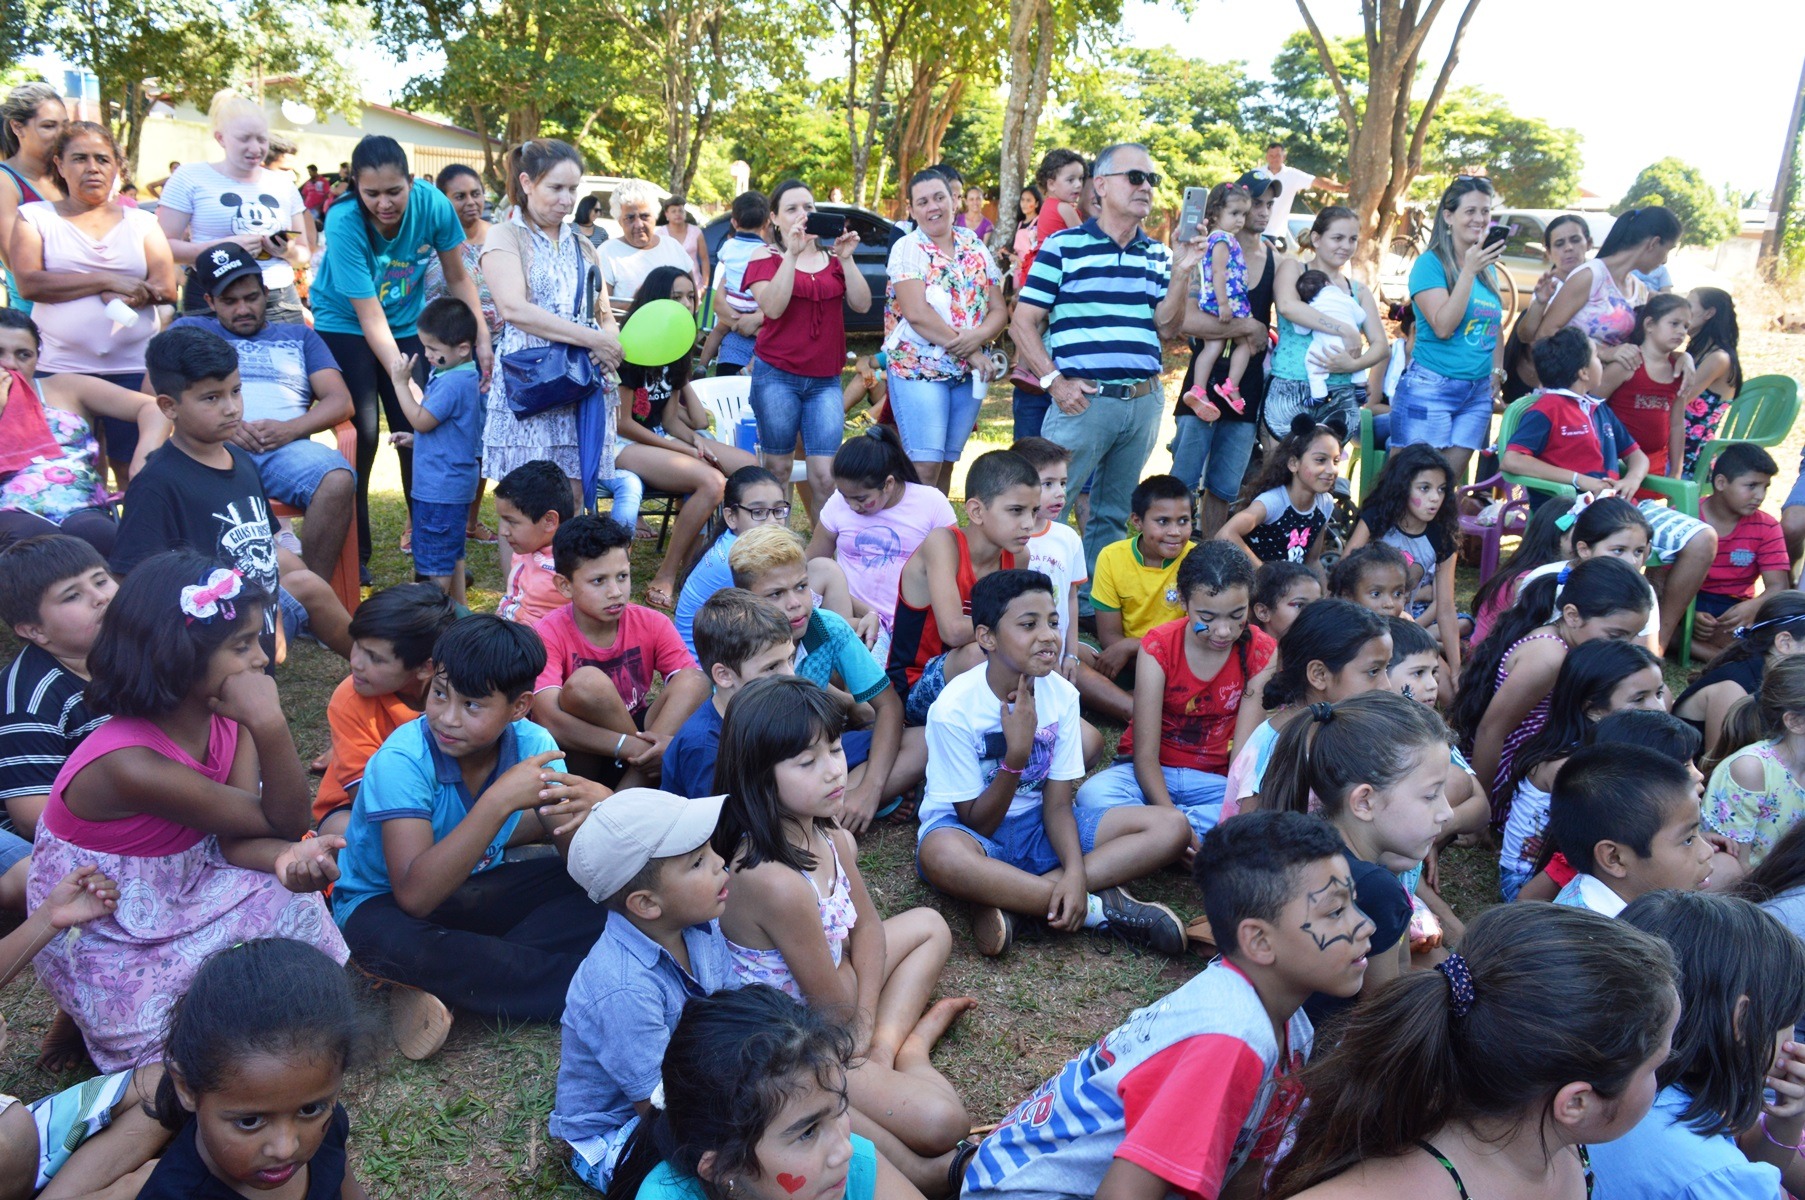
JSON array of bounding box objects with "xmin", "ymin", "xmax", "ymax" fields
[
  {"xmin": 1041, "ymin": 384, "xmax": 1165, "ymax": 591},
  {"xmin": 597, "ymin": 470, "xmax": 643, "ymax": 529},
  {"xmin": 750, "ymin": 357, "xmax": 844, "ymax": 458},
  {"xmin": 250, "ymin": 437, "xmax": 354, "ymax": 509},
  {"xmin": 1012, "ymin": 385, "xmax": 1051, "ymax": 441},
  {"xmin": 1389, "ymin": 361, "xmax": 1494, "ymax": 451},
  {"xmin": 888, "ymin": 372, "xmax": 983, "ymax": 462},
  {"xmin": 1074, "ymin": 761, "xmax": 1228, "ymax": 841},
  {"xmin": 1169, "ymin": 415, "xmax": 1258, "ymax": 503}
]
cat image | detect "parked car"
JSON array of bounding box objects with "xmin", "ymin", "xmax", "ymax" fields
[{"xmin": 701, "ymin": 203, "xmax": 897, "ymax": 334}]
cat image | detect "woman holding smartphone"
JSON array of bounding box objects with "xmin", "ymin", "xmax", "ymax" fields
[
  {"xmin": 744, "ymin": 178, "xmax": 870, "ymax": 525},
  {"xmin": 1387, "ymin": 175, "xmax": 1507, "ymax": 482}
]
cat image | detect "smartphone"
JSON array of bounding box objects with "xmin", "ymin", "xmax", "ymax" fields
[
  {"xmin": 1176, "ymin": 187, "xmax": 1208, "ymax": 243},
  {"xmin": 804, "ymin": 212, "xmax": 846, "ymax": 241},
  {"xmin": 1481, "ymin": 223, "xmax": 1514, "ymax": 252}
]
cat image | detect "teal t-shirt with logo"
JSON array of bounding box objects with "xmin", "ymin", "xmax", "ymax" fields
[
  {"xmin": 311, "ymin": 180, "xmax": 465, "ymax": 338},
  {"xmin": 1407, "ymin": 252, "xmax": 1501, "ymax": 381}
]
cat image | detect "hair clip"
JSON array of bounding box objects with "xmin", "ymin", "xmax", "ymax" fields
[
  {"xmin": 1436, "ymin": 951, "xmax": 1476, "ymax": 1017},
  {"xmin": 1556, "ymin": 563, "xmax": 1573, "ymax": 587},
  {"xmin": 1309, "ymin": 701, "xmax": 1334, "ymax": 723},
  {"xmin": 1555, "ymin": 490, "xmax": 1597, "ymax": 531},
  {"xmin": 180, "ymin": 568, "xmax": 243, "ymax": 624},
  {"xmin": 1736, "ymin": 612, "xmax": 1805, "ymax": 639}
]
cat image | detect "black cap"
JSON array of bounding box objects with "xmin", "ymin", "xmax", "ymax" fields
[
  {"xmin": 1237, "ymin": 169, "xmax": 1282, "ymax": 199},
  {"xmin": 192, "ymin": 241, "xmax": 264, "ymax": 297}
]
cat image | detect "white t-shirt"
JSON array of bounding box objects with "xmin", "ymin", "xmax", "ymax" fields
[
  {"xmin": 159, "ymin": 163, "xmax": 304, "ymax": 281},
  {"xmin": 599, "ymin": 233, "xmax": 696, "ymax": 306},
  {"xmin": 1519, "ymin": 560, "xmax": 1660, "ymax": 640},
  {"xmin": 1269, "ymin": 165, "xmax": 1318, "ymax": 236},
  {"xmin": 920, "ymin": 667, "xmax": 1085, "ymax": 830},
  {"xmin": 1026, "ymin": 520, "xmax": 1087, "ymax": 636}
]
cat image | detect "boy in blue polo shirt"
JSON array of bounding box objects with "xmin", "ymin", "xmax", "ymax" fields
[
  {"xmin": 333, "ymin": 614, "xmax": 610, "ymax": 1058},
  {"xmin": 552, "ymin": 787, "xmax": 732, "ymax": 1191},
  {"xmin": 663, "ymin": 588, "xmax": 797, "ymax": 799},
  {"xmin": 389, "ymin": 296, "xmax": 483, "ymax": 605},
  {"xmin": 730, "ymin": 524, "xmax": 926, "ymax": 831}
]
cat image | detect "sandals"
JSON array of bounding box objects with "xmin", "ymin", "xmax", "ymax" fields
[
  {"xmin": 390, "ymin": 986, "xmax": 453, "ymax": 1061},
  {"xmin": 1212, "ymin": 380, "xmax": 1247, "ymax": 415},
  {"xmin": 1182, "ymin": 384, "xmax": 1220, "ymax": 422},
  {"xmin": 644, "ymin": 582, "xmax": 675, "ymax": 611},
  {"xmin": 947, "ymin": 1140, "xmax": 981, "ymax": 1194},
  {"xmin": 465, "ymin": 521, "xmax": 498, "ymax": 544}
]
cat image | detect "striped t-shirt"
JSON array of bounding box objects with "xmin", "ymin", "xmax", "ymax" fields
[
  {"xmin": 0, "ymin": 643, "xmax": 106, "ymax": 814},
  {"xmin": 1018, "ymin": 219, "xmax": 1171, "ymax": 383}
]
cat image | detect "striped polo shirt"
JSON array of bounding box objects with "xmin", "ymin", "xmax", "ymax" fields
[{"xmin": 1018, "ymin": 219, "xmax": 1171, "ymax": 383}]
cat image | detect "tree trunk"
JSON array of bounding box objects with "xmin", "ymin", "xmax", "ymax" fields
[
  {"xmin": 994, "ymin": 0, "xmax": 1051, "ymax": 252},
  {"xmin": 1761, "ymin": 55, "xmax": 1805, "ymax": 270}
]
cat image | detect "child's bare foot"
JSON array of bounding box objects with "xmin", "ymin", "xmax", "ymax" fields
[
  {"xmin": 897, "ymin": 996, "xmax": 977, "ymax": 1064},
  {"xmin": 310, "ymin": 750, "xmax": 331, "ymax": 774},
  {"xmin": 1182, "ymin": 385, "xmax": 1220, "ymax": 422},
  {"xmin": 38, "ymin": 1008, "xmax": 90, "ymax": 1073}
]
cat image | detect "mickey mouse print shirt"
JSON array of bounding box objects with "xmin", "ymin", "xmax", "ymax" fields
[{"xmin": 1244, "ymin": 486, "xmax": 1335, "ymax": 565}]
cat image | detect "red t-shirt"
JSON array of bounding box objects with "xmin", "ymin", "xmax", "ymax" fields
[
  {"xmin": 1702, "ymin": 510, "xmax": 1789, "ymax": 599},
  {"xmin": 1607, "ymin": 353, "xmax": 1684, "ymax": 477},
  {"xmin": 743, "ymin": 252, "xmax": 848, "ymax": 378},
  {"xmin": 1017, "ymin": 203, "xmax": 1074, "ymax": 288},
  {"xmin": 1117, "ymin": 621, "xmax": 1277, "ymax": 774},
  {"xmin": 532, "ymin": 603, "xmax": 698, "ymax": 718}
]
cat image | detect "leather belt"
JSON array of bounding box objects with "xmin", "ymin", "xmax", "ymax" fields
[{"xmin": 1090, "ymin": 377, "xmax": 1156, "ymax": 400}]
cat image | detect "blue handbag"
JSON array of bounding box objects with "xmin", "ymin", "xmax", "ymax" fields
[{"xmin": 504, "ymin": 242, "xmax": 599, "ymax": 418}]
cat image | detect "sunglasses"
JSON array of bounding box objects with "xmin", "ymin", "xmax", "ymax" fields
[{"xmin": 1098, "ymin": 169, "xmax": 1162, "ymax": 188}]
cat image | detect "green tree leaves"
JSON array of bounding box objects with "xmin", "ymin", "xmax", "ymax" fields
[{"xmin": 1617, "ymin": 157, "xmax": 1741, "ymax": 248}]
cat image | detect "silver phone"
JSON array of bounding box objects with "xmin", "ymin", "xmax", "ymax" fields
[{"xmin": 1177, "ymin": 187, "xmax": 1208, "ymax": 244}]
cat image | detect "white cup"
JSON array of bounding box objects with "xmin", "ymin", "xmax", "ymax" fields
[{"xmin": 104, "ymin": 298, "xmax": 139, "ymax": 326}]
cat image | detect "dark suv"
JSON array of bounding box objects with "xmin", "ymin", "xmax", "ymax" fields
[{"xmin": 702, "ymin": 204, "xmax": 897, "ymax": 334}]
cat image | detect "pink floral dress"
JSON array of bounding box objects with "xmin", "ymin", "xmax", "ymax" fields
[
  {"xmin": 1704, "ymin": 740, "xmax": 1805, "ymax": 868},
  {"xmin": 0, "ymin": 390, "xmax": 108, "ymax": 522},
  {"xmin": 883, "ymin": 226, "xmax": 1001, "ymax": 381},
  {"xmin": 27, "ymin": 715, "xmax": 349, "ymax": 1071}
]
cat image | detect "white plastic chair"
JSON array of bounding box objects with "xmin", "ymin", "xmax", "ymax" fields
[{"xmin": 690, "ymin": 374, "xmax": 807, "ymax": 484}]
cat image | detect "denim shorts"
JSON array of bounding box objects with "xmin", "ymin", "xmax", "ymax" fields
[
  {"xmin": 410, "ymin": 500, "xmax": 468, "ymax": 575},
  {"xmin": 1169, "ymin": 413, "xmax": 1258, "ymax": 502},
  {"xmin": 1389, "ymin": 361, "xmax": 1494, "ymax": 451},
  {"xmin": 1786, "ymin": 452, "xmax": 1805, "ymax": 509},
  {"xmin": 903, "ymin": 653, "xmax": 949, "ymax": 726},
  {"xmin": 750, "ymin": 357, "xmax": 845, "ymax": 458},
  {"xmin": 1696, "ymin": 590, "xmax": 1740, "ymax": 618},
  {"xmin": 0, "ymin": 827, "xmax": 29, "ymax": 875},
  {"xmin": 250, "ymin": 437, "xmax": 353, "ymax": 509},
  {"xmin": 1074, "ymin": 760, "xmax": 1227, "ymax": 841},
  {"xmin": 918, "ymin": 804, "xmax": 1106, "ymax": 878},
  {"xmin": 888, "ymin": 371, "xmax": 983, "ymax": 463},
  {"xmin": 277, "ymin": 587, "xmax": 311, "ymax": 645}
]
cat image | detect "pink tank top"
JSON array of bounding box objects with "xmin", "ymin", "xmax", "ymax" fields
[{"xmin": 42, "ymin": 714, "xmax": 239, "ymax": 856}]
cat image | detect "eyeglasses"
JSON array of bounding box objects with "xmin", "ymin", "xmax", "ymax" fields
[
  {"xmin": 1097, "ymin": 169, "xmax": 1162, "ymax": 188},
  {"xmin": 731, "ymin": 503, "xmax": 792, "ymax": 522}
]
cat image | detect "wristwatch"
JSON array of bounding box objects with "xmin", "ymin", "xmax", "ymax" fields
[{"xmin": 1039, "ymin": 368, "xmax": 1063, "ymax": 389}]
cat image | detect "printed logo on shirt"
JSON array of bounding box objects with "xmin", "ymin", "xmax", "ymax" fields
[
  {"xmin": 980, "ymin": 719, "xmax": 1060, "ymax": 796},
  {"xmin": 212, "ymin": 496, "xmax": 279, "ymax": 631},
  {"xmin": 1164, "ymin": 585, "xmax": 1180, "ymax": 605},
  {"xmin": 1731, "ymin": 547, "xmax": 1756, "ymax": 567},
  {"xmin": 1284, "ymin": 527, "xmax": 1313, "ymax": 562},
  {"xmin": 851, "ymin": 525, "xmax": 905, "ymax": 568}
]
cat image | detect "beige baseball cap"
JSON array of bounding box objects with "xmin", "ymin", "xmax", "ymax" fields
[{"xmin": 567, "ymin": 787, "xmax": 728, "ymax": 903}]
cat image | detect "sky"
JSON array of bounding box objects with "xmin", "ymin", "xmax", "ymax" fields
[
  {"xmin": 1135, "ymin": 0, "xmax": 1802, "ymax": 203},
  {"xmin": 350, "ymin": 0, "xmax": 1801, "ymax": 204}
]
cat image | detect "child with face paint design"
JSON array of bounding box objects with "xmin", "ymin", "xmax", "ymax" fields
[{"xmin": 1261, "ymin": 691, "xmax": 1455, "ymax": 1023}]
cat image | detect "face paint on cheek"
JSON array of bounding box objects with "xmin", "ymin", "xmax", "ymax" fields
[
  {"xmin": 1193, "ymin": 621, "xmax": 1210, "ymax": 635},
  {"xmin": 1400, "ymin": 684, "xmax": 1414, "ymax": 699},
  {"xmin": 1299, "ymin": 875, "xmax": 1364, "ymax": 951},
  {"xmin": 777, "ymin": 1176, "xmax": 808, "ymax": 1194}
]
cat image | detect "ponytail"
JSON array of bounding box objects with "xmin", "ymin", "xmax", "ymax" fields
[
  {"xmin": 1262, "ymin": 692, "xmax": 1450, "ymax": 819},
  {"xmin": 831, "ymin": 424, "xmax": 919, "ymax": 490},
  {"xmin": 1266, "ymin": 904, "xmax": 1678, "ymax": 1198},
  {"xmin": 1260, "ymin": 599, "xmax": 1388, "ymax": 710}
]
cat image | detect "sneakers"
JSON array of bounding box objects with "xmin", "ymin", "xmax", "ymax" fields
[
  {"xmin": 390, "ymin": 986, "xmax": 453, "ymax": 1060},
  {"xmin": 971, "ymin": 905, "xmax": 1016, "ymax": 957},
  {"xmin": 1098, "ymin": 887, "xmax": 1187, "ymax": 956}
]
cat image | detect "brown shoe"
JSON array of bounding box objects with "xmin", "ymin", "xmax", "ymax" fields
[
  {"xmin": 971, "ymin": 905, "xmax": 1015, "ymax": 957},
  {"xmin": 390, "ymin": 986, "xmax": 452, "ymax": 1060}
]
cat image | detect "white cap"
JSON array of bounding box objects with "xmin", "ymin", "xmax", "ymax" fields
[{"xmin": 567, "ymin": 787, "xmax": 727, "ymax": 903}]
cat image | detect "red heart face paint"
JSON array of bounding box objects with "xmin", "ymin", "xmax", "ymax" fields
[{"xmin": 776, "ymin": 1174, "xmax": 807, "ymax": 1194}]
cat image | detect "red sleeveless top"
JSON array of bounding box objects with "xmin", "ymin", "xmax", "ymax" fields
[{"xmin": 884, "ymin": 527, "xmax": 1015, "ymax": 693}]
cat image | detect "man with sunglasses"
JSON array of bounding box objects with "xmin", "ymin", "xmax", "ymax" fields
[{"xmin": 1011, "ymin": 143, "xmax": 1198, "ymax": 602}]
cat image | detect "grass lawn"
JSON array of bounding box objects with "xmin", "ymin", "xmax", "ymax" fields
[{"xmin": 2, "ymin": 319, "xmax": 1800, "ymax": 1195}]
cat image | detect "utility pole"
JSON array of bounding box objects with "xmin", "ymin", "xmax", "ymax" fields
[{"xmin": 1760, "ymin": 53, "xmax": 1805, "ymax": 271}]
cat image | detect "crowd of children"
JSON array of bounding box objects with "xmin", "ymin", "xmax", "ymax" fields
[{"xmin": 6, "ymin": 236, "xmax": 1805, "ymax": 1200}]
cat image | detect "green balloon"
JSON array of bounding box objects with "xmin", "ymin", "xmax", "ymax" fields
[{"xmin": 619, "ymin": 299, "xmax": 698, "ymax": 367}]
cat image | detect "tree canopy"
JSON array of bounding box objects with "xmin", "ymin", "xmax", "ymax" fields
[{"xmin": 1617, "ymin": 157, "xmax": 1741, "ymax": 248}]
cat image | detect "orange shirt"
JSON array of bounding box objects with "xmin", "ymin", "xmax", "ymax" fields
[{"xmin": 313, "ymin": 677, "xmax": 422, "ymax": 820}]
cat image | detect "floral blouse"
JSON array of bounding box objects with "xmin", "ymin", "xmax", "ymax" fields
[
  {"xmin": 1704, "ymin": 739, "xmax": 1805, "ymax": 867},
  {"xmin": 0, "ymin": 398, "xmax": 107, "ymax": 522},
  {"xmin": 883, "ymin": 225, "xmax": 1001, "ymax": 381},
  {"xmin": 423, "ymin": 236, "xmax": 500, "ymax": 338}
]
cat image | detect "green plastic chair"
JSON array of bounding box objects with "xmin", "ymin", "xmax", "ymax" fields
[
  {"xmin": 1356, "ymin": 406, "xmax": 1384, "ymax": 502},
  {"xmin": 1691, "ymin": 374, "xmax": 1801, "ymax": 494},
  {"xmin": 1496, "ymin": 394, "xmax": 1699, "ymax": 667}
]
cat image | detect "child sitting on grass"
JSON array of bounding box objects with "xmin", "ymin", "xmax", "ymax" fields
[
  {"xmin": 886, "ymin": 450, "xmax": 1041, "ymax": 725},
  {"xmin": 1326, "ymin": 542, "xmax": 1410, "ymax": 620},
  {"xmin": 964, "ymin": 811, "xmax": 1365, "ymax": 1200},
  {"xmin": 714, "ymin": 674, "xmax": 974, "ymax": 1195},
  {"xmin": 1501, "ymin": 326, "xmax": 1717, "ymax": 657},
  {"xmin": 1216, "ymin": 414, "xmax": 1343, "ymax": 566},
  {"xmin": 387, "ymin": 296, "xmax": 484, "ymax": 605},
  {"xmin": 0, "ymin": 865, "xmax": 168, "ymax": 1200},
  {"xmin": 111, "ymin": 325, "xmax": 351, "ymax": 663},
  {"xmin": 494, "ymin": 459, "xmax": 575, "ymax": 626},
  {"xmin": 1075, "ymin": 542, "xmax": 1275, "ymax": 844},
  {"xmin": 332, "ymin": 615, "xmax": 608, "ymax": 1057},
  {"xmin": 531, "ymin": 515, "xmax": 710, "ymax": 788},
  {"xmin": 916, "ymin": 569, "xmax": 1191, "ymax": 958},
  {"xmin": 1091, "ymin": 474, "xmax": 1196, "ymax": 687},
  {"xmin": 1250, "ymin": 560, "xmax": 1321, "ymax": 641},
  {"xmin": 1343, "ymin": 443, "xmax": 1463, "ymax": 669},
  {"xmin": 664, "ymin": 589, "xmax": 797, "ymax": 800},
  {"xmin": 1704, "ymin": 654, "xmax": 1805, "ymax": 874},
  {"xmin": 553, "ymin": 788, "xmax": 734, "ymax": 1192},
  {"xmin": 1549, "ymin": 746, "xmax": 1714, "ymax": 915},
  {"xmin": 731, "ymin": 526, "xmax": 923, "ymax": 832},
  {"xmin": 29, "ymin": 550, "xmax": 346, "ymax": 1072},
  {"xmin": 313, "ymin": 582, "xmax": 459, "ymax": 839},
  {"xmin": 1692, "ymin": 442, "xmax": 1790, "ymax": 663},
  {"xmin": 0, "ymin": 535, "xmax": 113, "ymax": 846}
]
